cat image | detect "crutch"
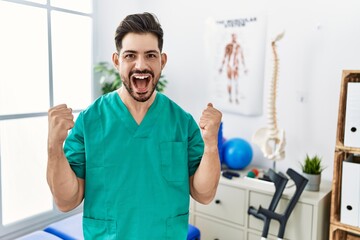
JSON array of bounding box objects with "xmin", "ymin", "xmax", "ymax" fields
[
  {"xmin": 248, "ymin": 168, "xmax": 308, "ymax": 240},
  {"xmin": 248, "ymin": 168, "xmax": 289, "ymax": 240}
]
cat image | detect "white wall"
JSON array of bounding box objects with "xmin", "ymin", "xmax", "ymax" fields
[{"xmin": 94, "ymin": 0, "xmax": 360, "ymax": 181}]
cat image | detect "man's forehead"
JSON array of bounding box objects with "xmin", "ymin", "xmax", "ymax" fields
[{"xmin": 121, "ymin": 33, "xmax": 160, "ymax": 52}]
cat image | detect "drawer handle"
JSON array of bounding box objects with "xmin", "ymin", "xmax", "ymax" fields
[{"xmin": 215, "ymin": 199, "xmax": 221, "ymax": 204}]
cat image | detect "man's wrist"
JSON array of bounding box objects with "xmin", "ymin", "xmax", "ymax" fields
[
  {"xmin": 48, "ymin": 142, "xmax": 64, "ymax": 156},
  {"xmin": 204, "ymin": 144, "xmax": 219, "ymax": 153}
]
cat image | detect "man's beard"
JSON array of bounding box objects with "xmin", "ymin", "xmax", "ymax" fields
[
  {"xmin": 122, "ymin": 80, "xmax": 157, "ymax": 102},
  {"xmin": 122, "ymin": 70, "xmax": 159, "ymax": 102}
]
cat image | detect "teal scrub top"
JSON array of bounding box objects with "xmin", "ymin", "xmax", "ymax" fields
[{"xmin": 64, "ymin": 91, "xmax": 204, "ymax": 240}]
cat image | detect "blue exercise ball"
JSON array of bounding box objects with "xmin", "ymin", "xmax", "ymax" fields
[{"xmin": 222, "ymin": 138, "xmax": 253, "ymax": 170}]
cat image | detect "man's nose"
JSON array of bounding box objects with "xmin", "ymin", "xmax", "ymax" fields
[{"xmin": 135, "ymin": 56, "xmax": 147, "ymax": 69}]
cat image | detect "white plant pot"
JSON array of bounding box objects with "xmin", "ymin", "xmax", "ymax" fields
[{"xmin": 303, "ymin": 173, "xmax": 321, "ymax": 191}]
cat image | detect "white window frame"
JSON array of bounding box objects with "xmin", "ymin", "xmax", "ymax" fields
[{"xmin": 0, "ymin": 0, "xmax": 93, "ymax": 239}]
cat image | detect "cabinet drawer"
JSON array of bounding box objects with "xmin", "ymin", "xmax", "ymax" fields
[
  {"xmin": 248, "ymin": 232, "xmax": 278, "ymax": 240},
  {"xmin": 195, "ymin": 184, "xmax": 245, "ymax": 225},
  {"xmin": 248, "ymin": 191, "xmax": 312, "ymax": 240},
  {"xmin": 195, "ymin": 216, "xmax": 244, "ymax": 240}
]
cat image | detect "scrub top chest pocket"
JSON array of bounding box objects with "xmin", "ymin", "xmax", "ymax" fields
[{"xmin": 160, "ymin": 141, "xmax": 188, "ymax": 182}]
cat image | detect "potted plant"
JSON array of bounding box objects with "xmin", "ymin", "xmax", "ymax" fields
[
  {"xmin": 94, "ymin": 61, "xmax": 168, "ymax": 95},
  {"xmin": 300, "ymin": 154, "xmax": 325, "ymax": 191}
]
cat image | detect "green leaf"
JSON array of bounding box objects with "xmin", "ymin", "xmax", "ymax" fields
[{"xmin": 300, "ymin": 154, "xmax": 325, "ymax": 174}]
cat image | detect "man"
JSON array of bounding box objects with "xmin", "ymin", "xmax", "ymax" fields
[
  {"xmin": 47, "ymin": 12, "xmax": 222, "ymax": 239},
  {"xmin": 219, "ymin": 33, "xmax": 247, "ymax": 104}
]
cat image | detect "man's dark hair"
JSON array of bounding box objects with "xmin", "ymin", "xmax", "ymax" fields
[{"xmin": 115, "ymin": 12, "xmax": 164, "ymax": 52}]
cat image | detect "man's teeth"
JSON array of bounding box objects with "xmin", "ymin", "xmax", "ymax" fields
[{"xmin": 134, "ymin": 76, "xmax": 148, "ymax": 79}]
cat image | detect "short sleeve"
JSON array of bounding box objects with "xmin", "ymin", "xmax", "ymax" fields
[
  {"xmin": 188, "ymin": 116, "xmax": 204, "ymax": 177},
  {"xmin": 64, "ymin": 112, "xmax": 86, "ymax": 179}
]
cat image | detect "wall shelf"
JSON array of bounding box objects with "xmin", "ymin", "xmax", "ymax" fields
[{"xmin": 330, "ymin": 70, "xmax": 360, "ymax": 240}]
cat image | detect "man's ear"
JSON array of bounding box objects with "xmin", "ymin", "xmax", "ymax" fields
[
  {"xmin": 161, "ymin": 53, "xmax": 167, "ymax": 70},
  {"xmin": 112, "ymin": 52, "xmax": 120, "ymax": 69}
]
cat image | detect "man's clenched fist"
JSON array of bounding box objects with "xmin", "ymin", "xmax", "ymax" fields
[
  {"xmin": 48, "ymin": 104, "xmax": 74, "ymax": 146},
  {"xmin": 199, "ymin": 103, "xmax": 222, "ymax": 147}
]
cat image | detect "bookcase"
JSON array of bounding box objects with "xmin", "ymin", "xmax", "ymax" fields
[{"xmin": 330, "ymin": 70, "xmax": 360, "ymax": 239}]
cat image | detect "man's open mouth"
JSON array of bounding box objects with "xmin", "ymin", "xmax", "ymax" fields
[{"xmin": 131, "ymin": 74, "xmax": 151, "ymax": 93}]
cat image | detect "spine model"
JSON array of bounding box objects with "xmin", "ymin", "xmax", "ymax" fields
[{"xmin": 252, "ymin": 32, "xmax": 286, "ymax": 161}]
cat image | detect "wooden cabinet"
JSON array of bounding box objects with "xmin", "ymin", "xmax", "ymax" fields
[
  {"xmin": 330, "ymin": 70, "xmax": 360, "ymax": 239},
  {"xmin": 190, "ymin": 169, "xmax": 331, "ymax": 240}
]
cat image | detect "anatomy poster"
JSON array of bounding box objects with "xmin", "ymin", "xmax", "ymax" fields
[{"xmin": 205, "ymin": 15, "xmax": 267, "ymax": 116}]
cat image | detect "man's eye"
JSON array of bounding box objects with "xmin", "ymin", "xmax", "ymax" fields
[
  {"xmin": 147, "ymin": 54, "xmax": 157, "ymax": 59},
  {"xmin": 124, "ymin": 54, "xmax": 135, "ymax": 59}
]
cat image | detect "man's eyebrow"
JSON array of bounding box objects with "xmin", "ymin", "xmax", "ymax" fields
[
  {"xmin": 122, "ymin": 50, "xmax": 137, "ymax": 54},
  {"xmin": 145, "ymin": 50, "xmax": 160, "ymax": 54}
]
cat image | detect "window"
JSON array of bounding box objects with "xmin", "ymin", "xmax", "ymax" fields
[{"xmin": 0, "ymin": 0, "xmax": 92, "ymax": 238}]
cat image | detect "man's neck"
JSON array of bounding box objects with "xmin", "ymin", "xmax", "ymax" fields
[{"xmin": 117, "ymin": 87, "xmax": 156, "ymax": 124}]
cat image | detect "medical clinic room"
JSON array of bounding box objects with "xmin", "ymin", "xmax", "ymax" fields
[{"xmin": 1, "ymin": 0, "xmax": 360, "ymax": 239}]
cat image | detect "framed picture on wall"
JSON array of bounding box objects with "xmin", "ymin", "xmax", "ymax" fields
[{"xmin": 205, "ymin": 14, "xmax": 267, "ymax": 116}]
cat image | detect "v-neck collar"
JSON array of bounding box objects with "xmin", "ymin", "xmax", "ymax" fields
[{"xmin": 113, "ymin": 91, "xmax": 163, "ymax": 138}]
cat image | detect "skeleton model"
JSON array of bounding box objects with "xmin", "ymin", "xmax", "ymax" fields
[{"xmin": 252, "ymin": 32, "xmax": 286, "ymax": 162}]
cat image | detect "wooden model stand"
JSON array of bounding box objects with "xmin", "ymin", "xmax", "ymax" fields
[{"xmin": 330, "ymin": 70, "xmax": 360, "ymax": 239}]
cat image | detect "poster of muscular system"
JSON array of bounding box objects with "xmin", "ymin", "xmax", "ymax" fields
[{"xmin": 205, "ymin": 15, "xmax": 267, "ymax": 116}]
